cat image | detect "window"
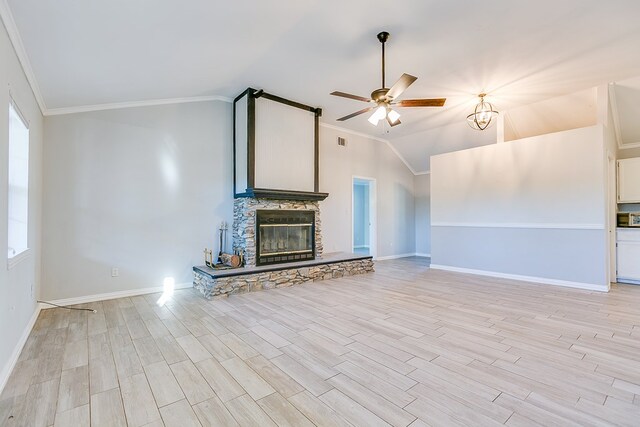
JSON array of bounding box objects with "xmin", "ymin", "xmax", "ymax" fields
[{"xmin": 7, "ymin": 101, "xmax": 29, "ymax": 263}]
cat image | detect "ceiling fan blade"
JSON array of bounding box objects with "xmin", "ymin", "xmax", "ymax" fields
[
  {"xmin": 336, "ymin": 106, "xmax": 375, "ymax": 121},
  {"xmin": 386, "ymin": 116, "xmax": 401, "ymax": 127},
  {"xmin": 395, "ymin": 98, "xmax": 447, "ymax": 107},
  {"xmin": 330, "ymin": 91, "xmax": 372, "ymax": 103},
  {"xmin": 386, "ymin": 73, "xmax": 417, "ymax": 100}
]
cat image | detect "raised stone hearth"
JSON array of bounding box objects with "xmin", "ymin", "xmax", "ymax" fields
[{"xmin": 193, "ymin": 254, "xmax": 374, "ymax": 299}]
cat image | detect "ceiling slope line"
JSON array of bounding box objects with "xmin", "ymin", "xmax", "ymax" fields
[
  {"xmin": 0, "ymin": 0, "xmax": 47, "ymax": 113},
  {"xmin": 44, "ymin": 95, "xmax": 233, "ymax": 116},
  {"xmin": 608, "ymin": 82, "xmax": 624, "ymax": 149},
  {"xmin": 319, "ymin": 122, "xmax": 419, "ymax": 175}
]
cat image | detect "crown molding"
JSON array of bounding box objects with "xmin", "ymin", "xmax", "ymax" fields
[
  {"xmin": 44, "ymin": 95, "xmax": 233, "ymax": 116},
  {"xmin": 0, "ymin": 0, "xmax": 47, "ymax": 113},
  {"xmin": 414, "ymin": 170, "xmax": 430, "ymax": 175},
  {"xmin": 319, "ymin": 122, "xmax": 418, "ymax": 175}
]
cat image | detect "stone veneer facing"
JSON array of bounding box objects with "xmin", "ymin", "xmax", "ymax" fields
[
  {"xmin": 194, "ymin": 259, "xmax": 374, "ymax": 299},
  {"xmin": 232, "ymin": 198, "xmax": 323, "ymax": 267}
]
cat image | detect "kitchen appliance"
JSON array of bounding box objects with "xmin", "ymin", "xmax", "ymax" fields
[{"xmin": 617, "ymin": 212, "xmax": 640, "ymax": 227}]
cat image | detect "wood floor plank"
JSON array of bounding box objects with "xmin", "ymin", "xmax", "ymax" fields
[
  {"xmin": 319, "ymin": 388, "xmax": 391, "ymax": 427},
  {"xmin": 17, "ymin": 377, "xmax": 59, "ymax": 427},
  {"xmin": 193, "ymin": 395, "xmax": 239, "ymax": 426},
  {"xmin": 195, "ymin": 358, "xmax": 245, "ymax": 402},
  {"xmin": 257, "ymin": 392, "xmax": 315, "ymax": 427},
  {"xmin": 132, "ymin": 336, "xmax": 164, "ymax": 366},
  {"xmin": 144, "ymin": 361, "xmax": 185, "ymax": 408},
  {"xmin": 155, "ymin": 334, "xmax": 189, "ymax": 364},
  {"xmin": 89, "ymin": 355, "xmax": 119, "ymax": 395},
  {"xmin": 91, "ymin": 388, "xmax": 127, "ymax": 427},
  {"xmin": 288, "ymin": 390, "xmax": 353, "ymax": 427},
  {"xmin": 224, "ymin": 394, "xmax": 277, "ymax": 427},
  {"xmin": 57, "ymin": 365, "xmax": 89, "ymax": 413},
  {"xmin": 271, "ymin": 354, "xmax": 332, "ymax": 397},
  {"xmin": 246, "ymin": 355, "xmax": 305, "ymax": 398},
  {"xmin": 170, "ymin": 360, "xmax": 216, "ymax": 405},
  {"xmin": 159, "ymin": 399, "xmax": 202, "ymax": 427},
  {"xmin": 336, "ymin": 360, "xmax": 415, "ymax": 408},
  {"xmin": 176, "ymin": 334, "xmax": 213, "ymax": 363},
  {"xmin": 119, "ymin": 372, "xmax": 162, "ymax": 426},
  {"xmin": 220, "ymin": 357, "xmax": 276, "ymax": 400},
  {"xmin": 329, "ymin": 373, "xmax": 417, "ymax": 427},
  {"xmin": 54, "ymin": 404, "xmax": 90, "ymax": 427}
]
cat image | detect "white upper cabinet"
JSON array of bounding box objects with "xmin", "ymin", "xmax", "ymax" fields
[{"xmin": 618, "ymin": 157, "xmax": 640, "ymax": 203}]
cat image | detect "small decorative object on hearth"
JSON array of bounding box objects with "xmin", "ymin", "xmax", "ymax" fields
[
  {"xmin": 203, "ymin": 248, "xmax": 214, "ymax": 268},
  {"xmin": 220, "ymin": 253, "xmax": 241, "ymax": 268},
  {"xmin": 217, "ymin": 221, "xmax": 228, "ymax": 263}
]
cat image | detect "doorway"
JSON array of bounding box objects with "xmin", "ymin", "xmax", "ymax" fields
[{"xmin": 352, "ymin": 177, "xmax": 376, "ymax": 258}]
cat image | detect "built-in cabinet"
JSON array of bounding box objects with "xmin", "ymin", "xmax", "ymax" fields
[
  {"xmin": 617, "ymin": 157, "xmax": 640, "ymax": 284},
  {"xmin": 617, "ymin": 228, "xmax": 640, "ymax": 284},
  {"xmin": 618, "ymin": 157, "xmax": 640, "ymax": 203}
]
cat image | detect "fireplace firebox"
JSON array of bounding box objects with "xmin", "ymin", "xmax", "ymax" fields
[{"xmin": 256, "ymin": 210, "xmax": 315, "ymax": 266}]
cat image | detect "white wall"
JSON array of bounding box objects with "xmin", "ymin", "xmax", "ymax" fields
[
  {"xmin": 320, "ymin": 126, "xmax": 416, "ymax": 258},
  {"xmin": 414, "ymin": 173, "xmax": 431, "ymax": 256},
  {"xmin": 431, "ymin": 125, "xmax": 608, "ymax": 290},
  {"xmin": 0, "ymin": 19, "xmax": 44, "ymax": 390},
  {"xmin": 42, "ymin": 102, "xmax": 234, "ymax": 300},
  {"xmin": 41, "ymin": 111, "xmax": 417, "ymax": 301}
]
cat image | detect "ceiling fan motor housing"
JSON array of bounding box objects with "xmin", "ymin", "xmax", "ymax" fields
[{"xmin": 371, "ymin": 88, "xmax": 390, "ymax": 102}]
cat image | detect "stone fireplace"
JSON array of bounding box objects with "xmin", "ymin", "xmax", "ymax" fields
[
  {"xmin": 233, "ymin": 198, "xmax": 323, "ymax": 267},
  {"xmin": 192, "ymin": 88, "xmax": 373, "ymax": 299}
]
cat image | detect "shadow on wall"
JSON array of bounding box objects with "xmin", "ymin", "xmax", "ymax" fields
[{"xmin": 389, "ymin": 182, "xmax": 415, "ymax": 255}]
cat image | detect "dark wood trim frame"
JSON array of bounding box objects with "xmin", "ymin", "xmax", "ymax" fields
[
  {"xmin": 247, "ymin": 91, "xmax": 256, "ymax": 189},
  {"xmin": 233, "ymin": 87, "xmax": 327, "ymax": 201},
  {"xmin": 236, "ymin": 188, "xmax": 328, "ymax": 201}
]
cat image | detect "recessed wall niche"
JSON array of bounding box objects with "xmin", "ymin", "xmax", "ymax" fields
[{"xmin": 233, "ymin": 88, "xmax": 328, "ymax": 201}]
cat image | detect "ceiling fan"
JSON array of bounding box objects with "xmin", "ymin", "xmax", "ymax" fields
[{"xmin": 331, "ymin": 31, "xmax": 446, "ymax": 127}]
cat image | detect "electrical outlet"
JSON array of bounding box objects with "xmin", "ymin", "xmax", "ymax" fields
[{"xmin": 111, "ymin": 267, "xmax": 119, "ymax": 277}]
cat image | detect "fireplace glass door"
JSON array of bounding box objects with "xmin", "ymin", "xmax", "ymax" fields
[{"xmin": 256, "ymin": 210, "xmax": 315, "ymax": 265}]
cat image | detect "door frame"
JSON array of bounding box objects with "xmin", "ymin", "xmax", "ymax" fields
[
  {"xmin": 351, "ymin": 176, "xmax": 377, "ymax": 259},
  {"xmin": 607, "ymin": 152, "xmax": 616, "ymax": 286}
]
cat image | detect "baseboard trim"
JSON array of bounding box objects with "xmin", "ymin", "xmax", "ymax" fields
[
  {"xmin": 617, "ymin": 278, "xmax": 640, "ymax": 285},
  {"xmin": 41, "ymin": 282, "xmax": 193, "ymax": 307},
  {"xmin": 415, "ymin": 253, "xmax": 431, "ymax": 258},
  {"xmin": 429, "ymin": 264, "xmax": 609, "ymax": 292},
  {"xmin": 0, "ymin": 303, "xmax": 42, "ymax": 395},
  {"xmin": 376, "ymin": 253, "xmax": 420, "ymax": 261}
]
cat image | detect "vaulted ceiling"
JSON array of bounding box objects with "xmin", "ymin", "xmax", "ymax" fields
[{"xmin": 4, "ymin": 0, "xmax": 640, "ymax": 172}]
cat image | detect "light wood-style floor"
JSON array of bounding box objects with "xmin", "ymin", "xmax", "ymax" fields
[{"xmin": 1, "ymin": 257, "xmax": 640, "ymax": 426}]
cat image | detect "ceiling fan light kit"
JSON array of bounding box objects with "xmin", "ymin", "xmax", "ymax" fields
[
  {"xmin": 331, "ymin": 31, "xmax": 446, "ymax": 127},
  {"xmin": 467, "ymin": 93, "xmax": 499, "ymax": 131}
]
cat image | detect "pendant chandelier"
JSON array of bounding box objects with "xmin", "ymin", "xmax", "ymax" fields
[{"xmin": 467, "ymin": 93, "xmax": 499, "ymax": 131}]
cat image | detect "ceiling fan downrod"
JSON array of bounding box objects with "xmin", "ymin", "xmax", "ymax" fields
[{"xmin": 377, "ymin": 31, "xmax": 389, "ymax": 89}]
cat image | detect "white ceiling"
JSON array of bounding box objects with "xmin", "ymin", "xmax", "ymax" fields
[{"xmin": 4, "ymin": 0, "xmax": 640, "ymax": 171}]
